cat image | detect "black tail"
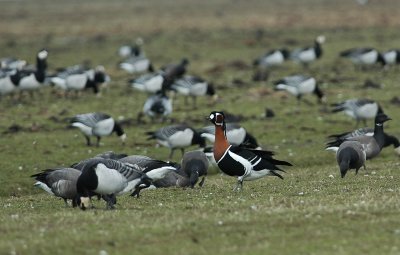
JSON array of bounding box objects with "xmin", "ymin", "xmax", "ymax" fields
[{"xmin": 146, "ymin": 131, "xmax": 156, "ymax": 140}]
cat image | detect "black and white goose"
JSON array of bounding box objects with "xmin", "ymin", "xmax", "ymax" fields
[
  {"xmin": 118, "ymin": 38, "xmax": 145, "ymax": 58},
  {"xmin": 208, "ymin": 111, "xmax": 292, "ymax": 191},
  {"xmin": 290, "ymin": 36, "xmax": 325, "ymax": 66},
  {"xmin": 129, "ymin": 71, "xmax": 165, "ymax": 93},
  {"xmin": 76, "ymin": 158, "xmax": 145, "ymax": 210},
  {"xmin": 139, "ymin": 89, "xmax": 173, "ymax": 122},
  {"xmin": 71, "ymin": 151, "xmax": 129, "ymax": 170},
  {"xmin": 253, "ymin": 48, "xmax": 290, "ymax": 68},
  {"xmin": 382, "ymin": 49, "xmax": 400, "ymax": 66},
  {"xmin": 327, "ymin": 128, "xmax": 400, "ymax": 156},
  {"xmin": 198, "ymin": 123, "xmax": 260, "ymax": 148},
  {"xmin": 17, "ymin": 49, "xmax": 48, "ymax": 94},
  {"xmin": 340, "ymin": 48, "xmax": 385, "ymax": 66},
  {"xmin": 336, "ymin": 141, "xmax": 366, "ymax": 178},
  {"xmin": 120, "ymin": 56, "xmax": 153, "ymax": 74},
  {"xmin": 331, "ymin": 98, "xmax": 383, "ymax": 127},
  {"xmin": 170, "ymin": 75, "xmax": 218, "ymax": 108},
  {"xmin": 118, "ymin": 155, "xmax": 178, "ymax": 196},
  {"xmin": 273, "ymin": 75, "xmax": 326, "ymax": 104},
  {"xmin": 31, "ymin": 167, "xmax": 81, "ymax": 207},
  {"xmin": 146, "ymin": 124, "xmax": 206, "ymax": 159},
  {"xmin": 70, "ymin": 112, "xmax": 126, "ymax": 146},
  {"xmin": 51, "ymin": 66, "xmax": 107, "ymax": 96},
  {"xmin": 326, "ymin": 113, "xmax": 391, "ymax": 160}
]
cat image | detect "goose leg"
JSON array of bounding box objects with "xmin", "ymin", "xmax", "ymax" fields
[
  {"xmin": 233, "ymin": 178, "xmax": 243, "ymax": 192},
  {"xmin": 96, "ymin": 136, "xmax": 101, "ymax": 147},
  {"xmin": 63, "ymin": 198, "xmax": 69, "ymax": 207},
  {"xmin": 198, "ymin": 176, "xmax": 206, "ymax": 187},
  {"xmin": 192, "ymin": 96, "xmax": 197, "ymax": 109},
  {"xmin": 180, "ymin": 148, "xmax": 185, "ymax": 157},
  {"xmin": 103, "ymin": 194, "xmax": 116, "ymax": 210},
  {"xmin": 169, "ymin": 148, "xmax": 175, "ymax": 159},
  {"xmin": 85, "ymin": 135, "xmax": 91, "ymax": 146}
]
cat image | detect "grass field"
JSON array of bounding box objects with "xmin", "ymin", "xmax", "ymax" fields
[{"xmin": 1, "ymin": 0, "xmax": 400, "ymax": 254}]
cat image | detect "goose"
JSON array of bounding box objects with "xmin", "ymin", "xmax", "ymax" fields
[
  {"xmin": 17, "ymin": 49, "xmax": 48, "ymax": 94},
  {"xmin": 198, "ymin": 123, "xmax": 260, "ymax": 148},
  {"xmin": 208, "ymin": 111, "xmax": 292, "ymax": 191},
  {"xmin": 336, "ymin": 141, "xmax": 366, "ymax": 178},
  {"xmin": 170, "ymin": 75, "xmax": 218, "ymax": 108},
  {"xmin": 139, "ymin": 89, "xmax": 173, "ymax": 123},
  {"xmin": 31, "ymin": 167, "xmax": 81, "ymax": 207},
  {"xmin": 253, "ymin": 48, "xmax": 290, "ymax": 68},
  {"xmin": 119, "ymin": 56, "xmax": 153, "ymax": 74},
  {"xmin": 327, "ymin": 128, "xmax": 400, "ymax": 156},
  {"xmin": 0, "ymin": 69, "xmax": 19, "ymax": 96},
  {"xmin": 50, "ymin": 66, "xmax": 107, "ymax": 96},
  {"xmin": 180, "ymin": 150, "xmax": 209, "ymax": 188},
  {"xmin": 118, "ymin": 155, "xmax": 179, "ymax": 196},
  {"xmin": 76, "ymin": 158, "xmax": 146, "ymax": 210},
  {"xmin": 0, "ymin": 58, "xmax": 27, "ymax": 69},
  {"xmin": 161, "ymin": 58, "xmax": 189, "ymax": 80},
  {"xmin": 331, "ymin": 98, "xmax": 383, "ymax": 127},
  {"xmin": 118, "ymin": 38, "xmax": 144, "ymax": 58},
  {"xmin": 273, "ymin": 75, "xmax": 326, "ymax": 104},
  {"xmin": 340, "ymin": 48, "xmax": 385, "ymax": 66},
  {"xmin": 129, "ymin": 71, "xmax": 165, "ymax": 94},
  {"xmin": 290, "ymin": 36, "xmax": 325, "ymax": 66},
  {"xmin": 70, "ymin": 112, "xmax": 126, "ymax": 146},
  {"xmin": 382, "ymin": 49, "xmax": 400, "ymax": 66},
  {"xmin": 326, "ymin": 113, "xmax": 391, "ymax": 159},
  {"xmin": 146, "ymin": 124, "xmax": 206, "ymax": 159}
]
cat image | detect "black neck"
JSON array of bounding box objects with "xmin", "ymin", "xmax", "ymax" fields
[
  {"xmin": 384, "ymin": 134, "xmax": 400, "ymax": 148},
  {"xmin": 314, "ymin": 41, "xmax": 322, "ymax": 58},
  {"xmin": 373, "ymin": 123, "xmax": 385, "ymax": 148},
  {"xmin": 34, "ymin": 56, "xmax": 47, "ymax": 82},
  {"xmin": 113, "ymin": 123, "xmax": 125, "ymax": 136},
  {"xmin": 313, "ymin": 84, "xmax": 324, "ymax": 100}
]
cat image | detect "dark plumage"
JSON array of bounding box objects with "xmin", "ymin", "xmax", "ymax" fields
[{"xmin": 336, "ymin": 141, "xmax": 366, "ymax": 178}]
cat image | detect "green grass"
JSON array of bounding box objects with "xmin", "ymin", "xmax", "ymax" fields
[{"xmin": 1, "ymin": 0, "xmax": 400, "ymax": 254}]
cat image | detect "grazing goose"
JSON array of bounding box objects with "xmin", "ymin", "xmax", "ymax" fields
[
  {"xmin": 208, "ymin": 111, "xmax": 292, "ymax": 191},
  {"xmin": 326, "ymin": 113, "xmax": 391, "ymax": 159},
  {"xmin": 146, "ymin": 124, "xmax": 206, "ymax": 159},
  {"xmin": 139, "ymin": 89, "xmax": 173, "ymax": 122},
  {"xmin": 382, "ymin": 49, "xmax": 400, "ymax": 66},
  {"xmin": 340, "ymin": 48, "xmax": 385, "ymax": 66},
  {"xmin": 51, "ymin": 66, "xmax": 107, "ymax": 96},
  {"xmin": 331, "ymin": 98, "xmax": 383, "ymax": 127},
  {"xmin": 327, "ymin": 128, "xmax": 400, "ymax": 156},
  {"xmin": 31, "ymin": 167, "xmax": 81, "ymax": 206},
  {"xmin": 17, "ymin": 49, "xmax": 48, "ymax": 94},
  {"xmin": 118, "ymin": 155, "xmax": 178, "ymax": 196},
  {"xmin": 253, "ymin": 48, "xmax": 290, "ymax": 68},
  {"xmin": 290, "ymin": 36, "xmax": 325, "ymax": 66},
  {"xmin": 198, "ymin": 123, "xmax": 260, "ymax": 148},
  {"xmin": 76, "ymin": 158, "xmax": 146, "ymax": 210},
  {"xmin": 336, "ymin": 141, "xmax": 366, "ymax": 178},
  {"xmin": 273, "ymin": 75, "xmax": 326, "ymax": 104},
  {"xmin": 129, "ymin": 71, "xmax": 165, "ymax": 93},
  {"xmin": 180, "ymin": 150, "xmax": 209, "ymax": 188},
  {"xmin": 171, "ymin": 75, "xmax": 218, "ymax": 108},
  {"xmin": 119, "ymin": 56, "xmax": 153, "ymax": 74},
  {"xmin": 70, "ymin": 112, "xmax": 126, "ymax": 146}
]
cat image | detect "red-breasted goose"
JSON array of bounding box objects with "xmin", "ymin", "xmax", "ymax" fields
[{"xmin": 208, "ymin": 111, "xmax": 292, "ymax": 191}]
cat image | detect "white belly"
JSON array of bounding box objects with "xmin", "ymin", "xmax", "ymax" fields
[
  {"xmin": 93, "ymin": 118, "xmax": 115, "ymax": 136},
  {"xmin": 66, "ymin": 74, "xmax": 88, "ymax": 90},
  {"xmin": 166, "ymin": 129, "xmax": 194, "ymax": 148},
  {"xmin": 298, "ymin": 49, "xmax": 316, "ymax": 63},
  {"xmin": 0, "ymin": 77, "xmax": 16, "ymax": 95},
  {"xmin": 298, "ymin": 78, "xmax": 316, "ymax": 94},
  {"xmin": 19, "ymin": 74, "xmax": 40, "ymax": 90}
]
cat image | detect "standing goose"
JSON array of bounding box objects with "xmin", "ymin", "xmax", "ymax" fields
[
  {"xmin": 253, "ymin": 48, "xmax": 290, "ymax": 68},
  {"xmin": 17, "ymin": 49, "xmax": 48, "ymax": 95},
  {"xmin": 331, "ymin": 98, "xmax": 383, "ymax": 127},
  {"xmin": 336, "ymin": 141, "xmax": 366, "ymax": 178},
  {"xmin": 50, "ymin": 66, "xmax": 107, "ymax": 96},
  {"xmin": 31, "ymin": 167, "xmax": 81, "ymax": 207},
  {"xmin": 139, "ymin": 89, "xmax": 173, "ymax": 123},
  {"xmin": 326, "ymin": 113, "xmax": 392, "ymax": 159},
  {"xmin": 290, "ymin": 36, "xmax": 325, "ymax": 66},
  {"xmin": 327, "ymin": 128, "xmax": 400, "ymax": 156},
  {"xmin": 198, "ymin": 123, "xmax": 260, "ymax": 148},
  {"xmin": 171, "ymin": 75, "xmax": 218, "ymax": 108},
  {"xmin": 76, "ymin": 158, "xmax": 147, "ymax": 210},
  {"xmin": 340, "ymin": 48, "xmax": 385, "ymax": 67},
  {"xmin": 70, "ymin": 112, "xmax": 126, "ymax": 146},
  {"xmin": 208, "ymin": 111, "xmax": 292, "ymax": 191},
  {"xmin": 273, "ymin": 75, "xmax": 326, "ymax": 104},
  {"xmin": 146, "ymin": 124, "xmax": 206, "ymax": 159}
]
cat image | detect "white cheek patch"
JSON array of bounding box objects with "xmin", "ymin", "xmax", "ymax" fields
[
  {"xmin": 209, "ymin": 114, "xmax": 214, "ymax": 119},
  {"xmin": 38, "ymin": 50, "xmax": 48, "ymax": 59},
  {"xmin": 81, "ymin": 197, "xmax": 91, "ymax": 209}
]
